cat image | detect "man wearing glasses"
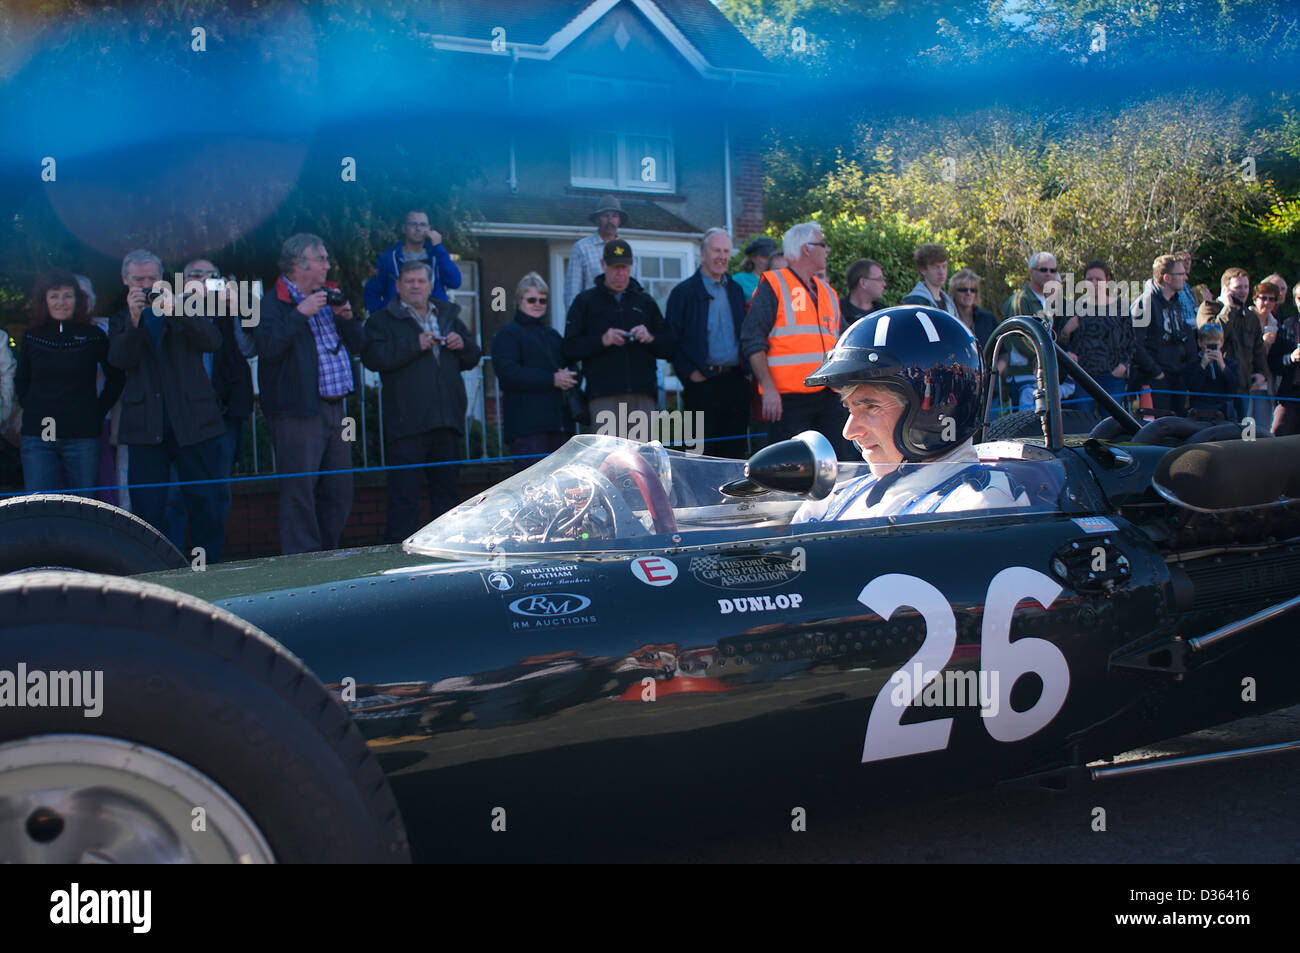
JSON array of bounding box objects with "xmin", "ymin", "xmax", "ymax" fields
[
  {"xmin": 1133, "ymin": 255, "xmax": 1196, "ymax": 415},
  {"xmin": 740, "ymin": 221, "xmax": 851, "ymax": 457},
  {"xmin": 999, "ymin": 251, "xmax": 1076, "ymax": 410},
  {"xmin": 363, "ymin": 209, "xmax": 462, "ymax": 314},
  {"xmin": 257, "ymin": 233, "xmax": 365, "ymax": 554},
  {"xmin": 108, "ymin": 248, "xmax": 226, "ymax": 560}
]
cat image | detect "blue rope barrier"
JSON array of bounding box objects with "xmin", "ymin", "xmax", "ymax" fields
[{"xmin": 0, "ymin": 430, "xmax": 766, "ymax": 498}]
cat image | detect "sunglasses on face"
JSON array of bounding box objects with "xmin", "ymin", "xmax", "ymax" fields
[
  {"xmin": 523, "ymin": 296, "xmax": 548, "ymax": 305},
  {"xmin": 1035, "ymin": 266, "xmax": 1058, "ymax": 273},
  {"xmin": 186, "ymin": 270, "xmax": 220, "ymax": 278},
  {"xmin": 954, "ymin": 287, "xmax": 977, "ymax": 294},
  {"xmin": 1256, "ymin": 295, "xmax": 1277, "ymax": 302}
]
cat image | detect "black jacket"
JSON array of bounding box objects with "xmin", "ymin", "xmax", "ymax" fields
[
  {"xmin": 563, "ymin": 276, "xmax": 672, "ymax": 401},
  {"xmin": 16, "ymin": 321, "xmax": 124, "ymax": 439},
  {"xmin": 1132, "ymin": 285, "xmax": 1196, "ymax": 380},
  {"xmin": 1270, "ymin": 315, "xmax": 1300, "ymax": 397},
  {"xmin": 255, "ymin": 282, "xmax": 366, "ymax": 418},
  {"xmin": 108, "ymin": 307, "xmax": 224, "ymax": 447},
  {"xmin": 360, "ymin": 298, "xmax": 481, "ymax": 440},
  {"xmin": 665, "ymin": 270, "xmax": 746, "ymax": 381},
  {"xmin": 212, "ymin": 315, "xmax": 254, "ymax": 419},
  {"xmin": 491, "ymin": 310, "xmax": 573, "ymax": 443}
]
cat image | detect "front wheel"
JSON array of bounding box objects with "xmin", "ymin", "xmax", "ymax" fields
[{"xmin": 0, "ymin": 572, "xmax": 410, "ymax": 863}]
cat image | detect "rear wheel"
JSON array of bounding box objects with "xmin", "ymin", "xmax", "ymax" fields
[
  {"xmin": 0, "ymin": 494, "xmax": 185, "ymax": 575},
  {"xmin": 0, "ymin": 571, "xmax": 410, "ymax": 863},
  {"xmin": 983, "ymin": 409, "xmax": 1099, "ymax": 441}
]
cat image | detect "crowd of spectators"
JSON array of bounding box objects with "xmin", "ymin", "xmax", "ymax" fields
[{"xmin": 5, "ymin": 198, "xmax": 1297, "ymax": 560}]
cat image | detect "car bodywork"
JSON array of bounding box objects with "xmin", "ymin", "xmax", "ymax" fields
[{"xmin": 7, "ymin": 317, "xmax": 1300, "ymax": 861}]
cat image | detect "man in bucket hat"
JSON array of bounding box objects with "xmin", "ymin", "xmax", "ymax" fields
[{"xmin": 563, "ymin": 194, "xmax": 640, "ymax": 313}]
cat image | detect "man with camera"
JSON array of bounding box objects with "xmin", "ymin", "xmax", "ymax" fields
[
  {"xmin": 257, "ymin": 233, "xmax": 365, "ymax": 554},
  {"xmin": 1132, "ymin": 254, "xmax": 1196, "ymax": 414},
  {"xmin": 563, "ymin": 239, "xmax": 672, "ymax": 427},
  {"xmin": 108, "ymin": 248, "xmax": 227, "ymax": 559},
  {"xmin": 362, "ymin": 259, "xmax": 480, "ymax": 542},
  {"xmin": 1203, "ymin": 267, "xmax": 1270, "ymax": 425}
]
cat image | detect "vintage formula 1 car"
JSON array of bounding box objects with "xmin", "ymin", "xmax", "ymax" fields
[{"xmin": 1, "ymin": 316, "xmax": 1298, "ymax": 863}]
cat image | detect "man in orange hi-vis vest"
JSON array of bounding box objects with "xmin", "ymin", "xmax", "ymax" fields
[{"xmin": 740, "ymin": 221, "xmax": 853, "ymax": 458}]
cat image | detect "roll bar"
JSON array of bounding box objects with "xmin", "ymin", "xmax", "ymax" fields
[{"xmin": 982, "ymin": 316, "xmax": 1141, "ymax": 448}]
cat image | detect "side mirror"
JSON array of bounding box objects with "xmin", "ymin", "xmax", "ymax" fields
[{"xmin": 721, "ymin": 430, "xmax": 838, "ymax": 499}]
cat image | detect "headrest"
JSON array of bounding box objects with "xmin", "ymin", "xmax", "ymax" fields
[{"xmin": 1153, "ymin": 435, "xmax": 1300, "ymax": 510}]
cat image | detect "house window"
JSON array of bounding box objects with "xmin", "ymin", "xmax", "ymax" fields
[{"xmin": 569, "ymin": 75, "xmax": 675, "ymax": 193}]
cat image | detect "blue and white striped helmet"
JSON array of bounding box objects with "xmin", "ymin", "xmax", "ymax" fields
[{"xmin": 804, "ymin": 305, "xmax": 983, "ymax": 461}]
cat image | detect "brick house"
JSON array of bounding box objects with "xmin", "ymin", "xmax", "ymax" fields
[{"xmin": 421, "ymin": 0, "xmax": 778, "ymax": 361}]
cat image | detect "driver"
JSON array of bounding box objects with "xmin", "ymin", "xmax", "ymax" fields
[{"xmin": 793, "ymin": 305, "xmax": 1030, "ymax": 523}]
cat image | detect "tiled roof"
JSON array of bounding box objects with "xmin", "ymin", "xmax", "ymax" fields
[
  {"xmin": 419, "ymin": 0, "xmax": 588, "ymax": 45},
  {"xmin": 650, "ymin": 0, "xmax": 773, "ymax": 74},
  {"xmin": 473, "ymin": 194, "xmax": 700, "ymax": 233}
]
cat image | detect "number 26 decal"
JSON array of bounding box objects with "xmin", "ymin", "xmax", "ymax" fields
[{"xmin": 859, "ymin": 567, "xmax": 1069, "ymax": 763}]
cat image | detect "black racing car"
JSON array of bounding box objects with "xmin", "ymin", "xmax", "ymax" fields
[{"xmin": 1, "ymin": 316, "xmax": 1297, "ymax": 862}]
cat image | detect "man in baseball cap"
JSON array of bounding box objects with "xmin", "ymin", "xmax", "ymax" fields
[{"xmin": 563, "ymin": 237, "xmax": 673, "ymax": 434}]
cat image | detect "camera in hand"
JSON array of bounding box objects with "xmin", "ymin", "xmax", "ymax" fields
[
  {"xmin": 623, "ymin": 330, "xmax": 636, "ymax": 342},
  {"xmin": 140, "ymin": 286, "xmax": 164, "ymax": 303},
  {"xmin": 323, "ymin": 288, "xmax": 348, "ymax": 307}
]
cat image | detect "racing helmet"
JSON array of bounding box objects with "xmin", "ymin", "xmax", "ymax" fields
[{"xmin": 804, "ymin": 305, "xmax": 983, "ymax": 462}]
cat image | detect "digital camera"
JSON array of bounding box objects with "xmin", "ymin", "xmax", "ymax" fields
[{"xmin": 623, "ymin": 331, "xmax": 636, "ymax": 342}]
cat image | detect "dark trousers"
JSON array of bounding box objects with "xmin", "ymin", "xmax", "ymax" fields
[
  {"xmin": 128, "ymin": 425, "xmax": 227, "ymax": 563},
  {"xmin": 385, "ymin": 428, "xmax": 461, "ymax": 543},
  {"xmin": 510, "ymin": 430, "xmax": 569, "ymax": 473},
  {"xmin": 683, "ymin": 367, "xmax": 751, "ymax": 458},
  {"xmin": 767, "ymin": 388, "xmax": 856, "ymax": 460},
  {"xmin": 1152, "ymin": 373, "xmax": 1189, "ymax": 416},
  {"xmin": 269, "ymin": 400, "xmax": 353, "ymax": 555}
]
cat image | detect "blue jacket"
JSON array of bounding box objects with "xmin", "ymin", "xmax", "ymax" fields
[
  {"xmin": 364, "ymin": 238, "xmax": 462, "ymax": 312},
  {"xmin": 665, "ymin": 269, "xmax": 747, "ymax": 382},
  {"xmin": 491, "ymin": 310, "xmax": 573, "ymax": 443}
]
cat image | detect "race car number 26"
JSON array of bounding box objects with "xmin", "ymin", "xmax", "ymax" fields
[{"xmin": 859, "ymin": 567, "xmax": 1068, "ymax": 763}]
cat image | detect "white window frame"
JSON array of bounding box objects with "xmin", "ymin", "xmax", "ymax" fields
[{"xmin": 568, "ymin": 74, "xmax": 676, "ymax": 194}]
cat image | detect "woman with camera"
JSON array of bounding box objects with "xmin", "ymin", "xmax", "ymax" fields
[
  {"xmin": 491, "ymin": 273, "xmax": 577, "ymax": 472},
  {"xmin": 16, "ymin": 271, "xmax": 124, "ymax": 494}
]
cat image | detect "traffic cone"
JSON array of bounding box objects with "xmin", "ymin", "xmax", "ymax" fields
[{"xmin": 1138, "ymin": 385, "xmax": 1154, "ymax": 419}]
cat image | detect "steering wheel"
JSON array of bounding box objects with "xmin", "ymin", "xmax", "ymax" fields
[{"xmin": 598, "ymin": 449, "xmax": 678, "ymax": 534}]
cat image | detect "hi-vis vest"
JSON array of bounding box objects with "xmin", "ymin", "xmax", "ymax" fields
[{"xmin": 759, "ymin": 268, "xmax": 842, "ymax": 395}]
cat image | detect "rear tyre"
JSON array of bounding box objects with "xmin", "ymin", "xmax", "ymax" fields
[
  {"xmin": 0, "ymin": 571, "xmax": 410, "ymax": 863},
  {"xmin": 0, "ymin": 494, "xmax": 186, "ymax": 575},
  {"xmin": 983, "ymin": 410, "xmax": 1098, "ymax": 441}
]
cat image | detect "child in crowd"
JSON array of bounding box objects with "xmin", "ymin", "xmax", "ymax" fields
[{"xmin": 1184, "ymin": 323, "xmax": 1238, "ymax": 422}]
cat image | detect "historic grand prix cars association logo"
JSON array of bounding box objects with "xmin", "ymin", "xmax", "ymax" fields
[{"xmin": 688, "ymin": 553, "xmax": 800, "ymax": 591}]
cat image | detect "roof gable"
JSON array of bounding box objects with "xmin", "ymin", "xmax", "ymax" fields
[{"xmin": 423, "ymin": 0, "xmax": 776, "ymax": 80}]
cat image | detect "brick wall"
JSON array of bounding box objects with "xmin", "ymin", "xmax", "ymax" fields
[{"xmin": 733, "ymin": 128, "xmax": 766, "ymax": 243}]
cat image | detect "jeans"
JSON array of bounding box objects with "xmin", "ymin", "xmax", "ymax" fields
[
  {"xmin": 1077, "ymin": 374, "xmax": 1128, "ymax": 416},
  {"xmin": 510, "ymin": 431, "xmax": 569, "ymax": 473},
  {"xmin": 128, "ymin": 426, "xmax": 228, "ymax": 564},
  {"xmin": 21, "ymin": 436, "xmax": 101, "ymax": 496}
]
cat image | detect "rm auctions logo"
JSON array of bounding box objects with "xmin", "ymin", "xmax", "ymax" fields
[
  {"xmin": 507, "ymin": 592, "xmax": 598, "ymax": 630},
  {"xmin": 0, "ymin": 663, "xmax": 103, "ymax": 717},
  {"xmin": 509, "ymin": 593, "xmax": 591, "ymax": 617}
]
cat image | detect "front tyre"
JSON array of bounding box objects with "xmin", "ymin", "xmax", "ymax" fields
[{"xmin": 0, "ymin": 572, "xmax": 410, "ymax": 863}]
